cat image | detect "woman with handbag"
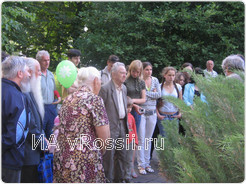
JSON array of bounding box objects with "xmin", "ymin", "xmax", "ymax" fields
[
  {"xmin": 53, "ymin": 67, "xmax": 110, "ymax": 183},
  {"xmin": 156, "ymin": 67, "xmax": 182, "ymax": 137}
]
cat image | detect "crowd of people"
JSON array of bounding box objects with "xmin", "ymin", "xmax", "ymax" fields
[{"xmin": 2, "ymin": 50, "xmax": 245, "ymax": 183}]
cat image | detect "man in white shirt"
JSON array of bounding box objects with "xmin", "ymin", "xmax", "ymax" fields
[
  {"xmin": 99, "ymin": 62, "xmax": 129, "ymax": 183},
  {"xmin": 204, "ymin": 60, "xmax": 218, "ymax": 78}
]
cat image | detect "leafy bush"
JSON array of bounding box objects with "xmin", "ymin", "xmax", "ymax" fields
[{"xmin": 157, "ymin": 73, "xmax": 244, "ymax": 182}]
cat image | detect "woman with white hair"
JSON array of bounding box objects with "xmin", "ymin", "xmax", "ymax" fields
[
  {"xmin": 53, "ymin": 67, "xmax": 110, "ymax": 183},
  {"xmin": 222, "ymin": 54, "xmax": 245, "ymax": 81}
]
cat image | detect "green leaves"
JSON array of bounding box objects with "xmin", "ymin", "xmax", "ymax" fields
[
  {"xmin": 157, "ymin": 74, "xmax": 244, "ymax": 182},
  {"xmin": 2, "ymin": 2, "xmax": 90, "ymax": 70},
  {"xmin": 2, "ymin": 2, "xmax": 244, "ymax": 74}
]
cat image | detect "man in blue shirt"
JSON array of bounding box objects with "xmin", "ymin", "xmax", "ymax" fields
[{"xmin": 36, "ymin": 50, "xmax": 57, "ymax": 139}]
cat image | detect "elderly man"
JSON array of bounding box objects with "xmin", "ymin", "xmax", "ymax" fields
[
  {"xmin": 36, "ymin": 50, "xmax": 58, "ymax": 139},
  {"xmin": 221, "ymin": 54, "xmax": 245, "ymax": 81},
  {"xmin": 204, "ymin": 60, "xmax": 218, "ymax": 78},
  {"xmin": 21, "ymin": 58, "xmax": 48, "ymax": 182},
  {"xmin": 101, "ymin": 55, "xmax": 120, "ymax": 85},
  {"xmin": 2, "ymin": 56, "xmax": 31, "ymax": 182},
  {"xmin": 99, "ymin": 62, "xmax": 129, "ymax": 183}
]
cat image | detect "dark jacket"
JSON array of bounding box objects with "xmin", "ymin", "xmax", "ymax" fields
[
  {"xmin": 23, "ymin": 92, "xmax": 47, "ymax": 166},
  {"xmin": 2, "ymin": 78, "xmax": 30, "ymax": 170}
]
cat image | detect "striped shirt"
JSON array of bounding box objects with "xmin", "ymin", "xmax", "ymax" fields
[{"xmin": 140, "ymin": 77, "xmax": 161, "ymax": 110}]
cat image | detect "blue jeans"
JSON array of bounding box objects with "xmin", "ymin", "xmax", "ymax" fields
[
  {"xmin": 131, "ymin": 108, "xmax": 141, "ymax": 134},
  {"xmin": 157, "ymin": 112, "xmax": 179, "ymax": 137},
  {"xmin": 44, "ymin": 104, "xmax": 57, "ymax": 139}
]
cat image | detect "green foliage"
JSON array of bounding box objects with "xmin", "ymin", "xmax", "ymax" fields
[
  {"xmin": 2, "ymin": 2, "xmax": 90, "ymax": 70},
  {"xmin": 2, "ymin": 2, "xmax": 244, "ymax": 74},
  {"xmin": 157, "ymin": 74, "xmax": 244, "ymax": 182},
  {"xmin": 173, "ymin": 146, "xmax": 211, "ymax": 182},
  {"xmin": 75, "ymin": 2, "xmax": 244, "ymax": 74},
  {"xmin": 2, "ymin": 2, "xmax": 35, "ymax": 53},
  {"xmin": 157, "ymin": 120, "xmax": 180, "ymax": 181}
]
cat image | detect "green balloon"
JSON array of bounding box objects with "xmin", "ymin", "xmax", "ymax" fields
[{"xmin": 56, "ymin": 60, "xmax": 77, "ymax": 88}]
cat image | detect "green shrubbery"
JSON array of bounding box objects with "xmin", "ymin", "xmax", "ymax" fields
[
  {"xmin": 2, "ymin": 2, "xmax": 244, "ymax": 73},
  {"xmin": 157, "ymin": 73, "xmax": 244, "ymax": 183}
]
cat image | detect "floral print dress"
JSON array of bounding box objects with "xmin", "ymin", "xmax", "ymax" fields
[{"xmin": 53, "ymin": 86, "xmax": 109, "ymax": 183}]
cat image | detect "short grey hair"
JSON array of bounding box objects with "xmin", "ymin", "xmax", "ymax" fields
[
  {"xmin": 75, "ymin": 66, "xmax": 101, "ymax": 89},
  {"xmin": 222, "ymin": 55, "xmax": 245, "ymax": 72},
  {"xmin": 25, "ymin": 57, "xmax": 39, "ymax": 73},
  {"xmin": 111, "ymin": 62, "xmax": 125, "ymax": 76},
  {"xmin": 2, "ymin": 56, "xmax": 27, "ymax": 79},
  {"xmin": 206, "ymin": 60, "xmax": 214, "ymax": 65},
  {"xmin": 36, "ymin": 50, "xmax": 50, "ymax": 62}
]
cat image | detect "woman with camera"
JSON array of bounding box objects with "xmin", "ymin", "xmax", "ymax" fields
[{"xmin": 137, "ymin": 62, "xmax": 161, "ymax": 175}]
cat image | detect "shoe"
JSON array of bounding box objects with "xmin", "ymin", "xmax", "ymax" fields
[
  {"xmin": 131, "ymin": 170, "xmax": 138, "ymax": 178},
  {"xmin": 138, "ymin": 167, "xmax": 147, "ymax": 175},
  {"xmin": 146, "ymin": 166, "xmax": 154, "ymax": 173}
]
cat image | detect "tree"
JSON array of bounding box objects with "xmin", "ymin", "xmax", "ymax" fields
[
  {"xmin": 2, "ymin": 2, "xmax": 244, "ymax": 73},
  {"xmin": 2, "ymin": 2, "xmax": 35, "ymax": 54},
  {"xmin": 74, "ymin": 2, "xmax": 244, "ymax": 75},
  {"xmin": 157, "ymin": 73, "xmax": 244, "ymax": 182},
  {"xmin": 2, "ymin": 2, "xmax": 90, "ymax": 70}
]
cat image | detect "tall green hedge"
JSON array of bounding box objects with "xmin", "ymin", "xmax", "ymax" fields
[
  {"xmin": 2, "ymin": 2, "xmax": 244, "ymax": 75},
  {"xmin": 157, "ymin": 73, "xmax": 244, "ymax": 182}
]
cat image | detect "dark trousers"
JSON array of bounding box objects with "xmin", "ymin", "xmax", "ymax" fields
[
  {"xmin": 124, "ymin": 142, "xmax": 134, "ymax": 180},
  {"xmin": 178, "ymin": 118, "xmax": 186, "ymax": 136},
  {"xmin": 2, "ymin": 167, "xmax": 21, "ymax": 183},
  {"xmin": 103, "ymin": 120, "xmax": 127, "ymax": 183},
  {"xmin": 150, "ymin": 122, "xmax": 160, "ymax": 159},
  {"xmin": 21, "ymin": 165, "xmax": 39, "ymax": 183},
  {"xmin": 43, "ymin": 104, "xmax": 57, "ymax": 139}
]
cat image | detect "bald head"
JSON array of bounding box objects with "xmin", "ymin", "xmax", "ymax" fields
[{"xmin": 206, "ymin": 60, "xmax": 214, "ymax": 72}]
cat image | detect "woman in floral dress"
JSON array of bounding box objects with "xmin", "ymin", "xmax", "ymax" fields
[{"xmin": 53, "ymin": 67, "xmax": 110, "ymax": 183}]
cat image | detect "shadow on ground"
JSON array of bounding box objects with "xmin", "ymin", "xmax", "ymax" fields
[{"xmin": 132, "ymin": 150, "xmax": 173, "ymax": 183}]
